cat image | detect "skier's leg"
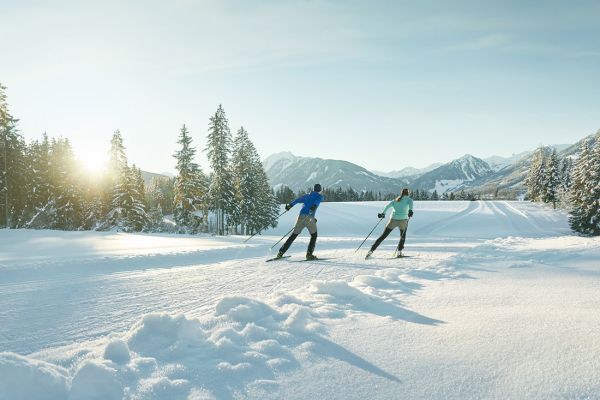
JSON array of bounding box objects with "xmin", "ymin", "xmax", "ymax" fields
[
  {"xmin": 306, "ymin": 218, "xmax": 318, "ymax": 259},
  {"xmin": 370, "ymin": 228, "xmax": 393, "ymax": 252},
  {"xmin": 396, "ymin": 220, "xmax": 409, "ymax": 254},
  {"xmin": 278, "ymin": 216, "xmax": 306, "ymax": 256},
  {"xmin": 307, "ymin": 233, "xmax": 317, "ymax": 257},
  {"xmin": 279, "ymin": 233, "xmax": 299, "ymax": 255}
]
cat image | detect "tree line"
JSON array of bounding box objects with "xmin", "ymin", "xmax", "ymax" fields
[
  {"xmin": 0, "ymin": 83, "xmax": 279, "ymax": 234},
  {"xmin": 274, "ymin": 185, "xmax": 480, "ymax": 203},
  {"xmin": 525, "ymin": 134, "xmax": 600, "ymax": 235}
]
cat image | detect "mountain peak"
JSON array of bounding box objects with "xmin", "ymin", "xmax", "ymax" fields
[{"xmin": 263, "ymin": 151, "xmax": 298, "ymax": 171}]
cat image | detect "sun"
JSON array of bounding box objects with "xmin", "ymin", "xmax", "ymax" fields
[{"xmin": 79, "ymin": 151, "xmax": 107, "ymax": 175}]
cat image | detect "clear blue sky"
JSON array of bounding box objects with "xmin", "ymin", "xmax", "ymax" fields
[{"xmin": 2, "ymin": 0, "xmax": 599, "ymax": 174}]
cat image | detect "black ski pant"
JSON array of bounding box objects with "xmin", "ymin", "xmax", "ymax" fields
[
  {"xmin": 279, "ymin": 232, "xmax": 318, "ymax": 255},
  {"xmin": 370, "ymin": 226, "xmax": 407, "ymax": 252}
]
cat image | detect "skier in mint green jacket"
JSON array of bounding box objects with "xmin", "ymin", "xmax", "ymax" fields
[{"xmin": 366, "ymin": 188, "xmax": 414, "ymax": 259}]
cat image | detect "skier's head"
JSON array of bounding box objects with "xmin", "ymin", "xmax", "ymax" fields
[
  {"xmin": 313, "ymin": 183, "xmax": 322, "ymax": 193},
  {"xmin": 396, "ymin": 188, "xmax": 410, "ymax": 201}
]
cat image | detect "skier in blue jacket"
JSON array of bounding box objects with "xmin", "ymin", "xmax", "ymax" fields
[
  {"xmin": 366, "ymin": 188, "xmax": 414, "ymax": 259},
  {"xmin": 276, "ymin": 183, "xmax": 324, "ymax": 260}
]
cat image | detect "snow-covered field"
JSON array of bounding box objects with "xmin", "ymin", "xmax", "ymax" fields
[{"xmin": 1, "ymin": 201, "xmax": 600, "ymax": 399}]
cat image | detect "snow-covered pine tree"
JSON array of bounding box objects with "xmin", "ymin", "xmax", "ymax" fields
[
  {"xmin": 110, "ymin": 164, "xmax": 131, "ymax": 230},
  {"xmin": 103, "ymin": 130, "xmax": 127, "ymax": 221},
  {"xmin": 30, "ymin": 134, "xmax": 52, "ymax": 211},
  {"xmin": 0, "ymin": 83, "xmax": 28, "ymax": 228},
  {"xmin": 127, "ymin": 165, "xmax": 148, "ymax": 231},
  {"xmin": 560, "ymin": 156, "xmax": 573, "ymax": 191},
  {"xmin": 525, "ymin": 146, "xmax": 548, "ymax": 202},
  {"xmin": 569, "ymin": 138, "xmax": 596, "ymax": 234},
  {"xmin": 231, "ymin": 127, "xmax": 254, "ymax": 234},
  {"xmin": 431, "ymin": 190, "xmax": 439, "ymax": 201},
  {"xmin": 543, "ymin": 148, "xmax": 561, "ymax": 208},
  {"xmin": 251, "ymin": 159, "xmax": 279, "ymax": 235},
  {"xmin": 105, "ymin": 131, "xmax": 130, "ymax": 229},
  {"xmin": 230, "ymin": 127, "xmax": 279, "ymax": 235},
  {"xmin": 49, "ymin": 138, "xmax": 83, "ymax": 230},
  {"xmin": 173, "ymin": 124, "xmax": 207, "ymax": 231},
  {"xmin": 205, "ymin": 105, "xmax": 235, "ymax": 235},
  {"xmin": 586, "ymin": 135, "xmax": 600, "ymax": 235}
]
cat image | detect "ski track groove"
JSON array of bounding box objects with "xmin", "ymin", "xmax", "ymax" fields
[{"xmin": 0, "ymin": 201, "xmax": 570, "ymax": 355}]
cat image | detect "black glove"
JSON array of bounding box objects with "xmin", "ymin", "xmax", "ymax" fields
[
  {"xmin": 285, "ymin": 204, "xmax": 292, "ymax": 211},
  {"xmin": 377, "ymin": 213, "xmax": 385, "ymax": 218},
  {"xmin": 408, "ymin": 210, "xmax": 414, "ymax": 218}
]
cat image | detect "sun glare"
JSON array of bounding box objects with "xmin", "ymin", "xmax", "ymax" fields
[{"xmin": 79, "ymin": 151, "xmax": 107, "ymax": 176}]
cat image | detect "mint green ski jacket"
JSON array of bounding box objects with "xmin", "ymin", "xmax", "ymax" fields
[{"xmin": 382, "ymin": 197, "xmax": 414, "ymax": 220}]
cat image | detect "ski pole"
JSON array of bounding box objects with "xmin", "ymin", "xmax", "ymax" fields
[
  {"xmin": 271, "ymin": 227, "xmax": 295, "ymax": 250},
  {"xmin": 243, "ymin": 209, "xmax": 289, "ymax": 243},
  {"xmin": 355, "ymin": 217, "xmax": 385, "ymax": 253}
]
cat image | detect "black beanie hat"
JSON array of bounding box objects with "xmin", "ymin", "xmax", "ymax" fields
[{"xmin": 313, "ymin": 183, "xmax": 322, "ymax": 192}]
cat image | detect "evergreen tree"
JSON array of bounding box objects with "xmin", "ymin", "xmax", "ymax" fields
[
  {"xmin": 106, "ymin": 131, "xmax": 132, "ymax": 229},
  {"xmin": 525, "ymin": 146, "xmax": 548, "ymax": 201},
  {"xmin": 28, "ymin": 133, "xmax": 52, "ymax": 212},
  {"xmin": 587, "ymin": 136, "xmax": 600, "ymax": 235},
  {"xmin": 104, "ymin": 130, "xmax": 127, "ymax": 218},
  {"xmin": 231, "ymin": 127, "xmax": 279, "ymax": 235},
  {"xmin": 543, "ymin": 148, "xmax": 560, "ymax": 208},
  {"xmin": 569, "ymin": 137, "xmax": 600, "ymax": 235},
  {"xmin": 127, "ymin": 165, "xmax": 148, "ymax": 231},
  {"xmin": 230, "ymin": 127, "xmax": 255, "ymax": 234},
  {"xmin": 0, "ymin": 83, "xmax": 27, "ymax": 228},
  {"xmin": 560, "ymin": 157, "xmax": 573, "ymax": 191},
  {"xmin": 205, "ymin": 105, "xmax": 235, "ymax": 235},
  {"xmin": 48, "ymin": 138, "xmax": 83, "ymax": 229},
  {"xmin": 275, "ymin": 185, "xmax": 296, "ymax": 204},
  {"xmin": 430, "ymin": 190, "xmax": 439, "ymax": 201},
  {"xmin": 173, "ymin": 124, "xmax": 207, "ymax": 230}
]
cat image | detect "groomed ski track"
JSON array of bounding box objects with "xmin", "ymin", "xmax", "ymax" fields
[{"xmin": 2, "ymin": 200, "xmax": 600, "ymax": 399}]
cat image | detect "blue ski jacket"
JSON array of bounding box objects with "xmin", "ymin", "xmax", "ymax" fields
[{"xmin": 290, "ymin": 191, "xmax": 324, "ymax": 217}]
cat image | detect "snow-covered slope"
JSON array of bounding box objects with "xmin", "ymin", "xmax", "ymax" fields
[
  {"xmin": 3, "ymin": 201, "xmax": 600, "ymax": 400},
  {"xmin": 484, "ymin": 151, "xmax": 531, "ymax": 171},
  {"xmin": 469, "ymin": 136, "xmax": 597, "ymax": 197},
  {"xmin": 410, "ymin": 154, "xmax": 494, "ymax": 193},
  {"xmin": 372, "ymin": 163, "xmax": 442, "ymax": 180},
  {"xmin": 263, "ymin": 152, "xmax": 407, "ymax": 192}
]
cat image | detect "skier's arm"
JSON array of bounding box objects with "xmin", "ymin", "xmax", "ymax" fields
[
  {"xmin": 378, "ymin": 201, "xmax": 393, "ymax": 218},
  {"xmin": 382, "ymin": 201, "xmax": 393, "ymax": 214},
  {"xmin": 289, "ymin": 194, "xmax": 307, "ymax": 207},
  {"xmin": 408, "ymin": 199, "xmax": 414, "ymax": 218}
]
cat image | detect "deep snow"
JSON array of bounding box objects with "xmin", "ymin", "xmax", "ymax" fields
[{"xmin": 1, "ymin": 201, "xmax": 599, "ymax": 399}]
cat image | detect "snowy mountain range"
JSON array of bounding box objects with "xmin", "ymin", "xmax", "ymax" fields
[
  {"xmin": 263, "ymin": 134, "xmax": 597, "ymax": 197},
  {"xmin": 408, "ymin": 154, "xmax": 494, "ymax": 193},
  {"xmin": 263, "ymin": 152, "xmax": 407, "ymax": 193}
]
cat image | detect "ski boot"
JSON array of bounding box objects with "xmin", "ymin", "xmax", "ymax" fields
[
  {"xmin": 275, "ymin": 251, "xmax": 285, "ymax": 259},
  {"xmin": 365, "ymin": 250, "xmax": 373, "ymax": 260},
  {"xmin": 395, "ymin": 251, "xmax": 403, "ymax": 258},
  {"xmin": 305, "ymin": 253, "xmax": 319, "ymax": 261}
]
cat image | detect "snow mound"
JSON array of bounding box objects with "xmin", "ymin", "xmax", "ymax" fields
[
  {"xmin": 70, "ymin": 360, "xmax": 123, "ymax": 400},
  {"xmin": 103, "ymin": 339, "xmax": 130, "ymax": 365},
  {"xmin": 0, "ymin": 352, "xmax": 69, "ymax": 400},
  {"xmin": 0, "ymin": 258, "xmax": 455, "ymax": 399}
]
